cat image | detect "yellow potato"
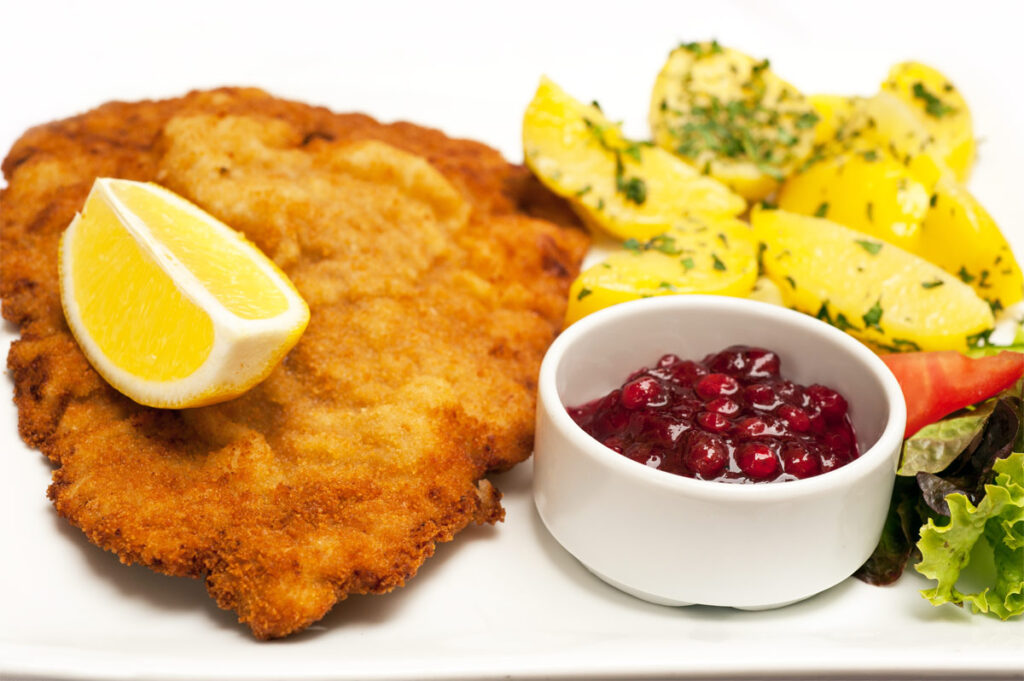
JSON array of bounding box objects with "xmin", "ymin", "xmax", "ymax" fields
[
  {"xmin": 778, "ymin": 149, "xmax": 931, "ymax": 248},
  {"xmin": 777, "ymin": 152, "xmax": 1022, "ymax": 313},
  {"xmin": 807, "ymin": 94, "xmax": 858, "ymax": 146},
  {"xmin": 881, "ymin": 61, "xmax": 974, "ymax": 182},
  {"xmin": 649, "ymin": 42, "xmax": 819, "ymax": 201},
  {"xmin": 804, "ymin": 92, "xmax": 948, "ymax": 188},
  {"xmin": 565, "ymin": 216, "xmax": 758, "ymax": 325},
  {"xmin": 752, "ymin": 207, "xmax": 993, "ymax": 352},
  {"xmin": 921, "ymin": 178, "xmax": 1024, "ymax": 313},
  {"xmin": 523, "ymin": 76, "xmax": 745, "ymax": 242}
]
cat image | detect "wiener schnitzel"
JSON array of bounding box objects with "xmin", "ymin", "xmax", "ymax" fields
[{"xmin": 0, "ymin": 88, "xmax": 588, "ymax": 639}]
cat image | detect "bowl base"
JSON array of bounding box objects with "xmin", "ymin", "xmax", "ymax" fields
[{"xmin": 586, "ymin": 565, "xmax": 807, "ymax": 610}]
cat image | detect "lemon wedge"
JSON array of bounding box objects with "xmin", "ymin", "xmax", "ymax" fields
[{"xmin": 59, "ymin": 178, "xmax": 310, "ymax": 408}]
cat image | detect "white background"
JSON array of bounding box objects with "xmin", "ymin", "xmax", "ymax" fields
[{"xmin": 2, "ymin": 1, "xmax": 1023, "ymax": 679}]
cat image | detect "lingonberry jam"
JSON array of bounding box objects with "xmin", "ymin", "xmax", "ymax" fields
[{"xmin": 566, "ymin": 345, "xmax": 859, "ymax": 483}]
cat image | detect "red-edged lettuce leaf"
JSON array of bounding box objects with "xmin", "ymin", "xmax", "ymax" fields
[{"xmin": 856, "ymin": 385, "xmax": 1021, "ymax": 586}]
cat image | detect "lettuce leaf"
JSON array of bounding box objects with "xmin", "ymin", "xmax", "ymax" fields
[
  {"xmin": 899, "ymin": 400, "xmax": 995, "ymax": 476},
  {"xmin": 915, "ymin": 452, "xmax": 1024, "ymax": 620},
  {"xmin": 853, "ymin": 478, "xmax": 926, "ymax": 585}
]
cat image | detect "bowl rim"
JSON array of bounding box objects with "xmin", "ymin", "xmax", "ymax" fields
[{"xmin": 537, "ymin": 295, "xmax": 907, "ymax": 503}]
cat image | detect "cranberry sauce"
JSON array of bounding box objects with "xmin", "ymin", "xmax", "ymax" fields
[{"xmin": 566, "ymin": 346, "xmax": 859, "ymax": 483}]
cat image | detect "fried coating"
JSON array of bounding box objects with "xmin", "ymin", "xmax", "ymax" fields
[{"xmin": 0, "ymin": 88, "xmax": 588, "ymax": 639}]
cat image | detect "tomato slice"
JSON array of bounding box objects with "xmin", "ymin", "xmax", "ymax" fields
[{"xmin": 881, "ymin": 351, "xmax": 1024, "ymax": 438}]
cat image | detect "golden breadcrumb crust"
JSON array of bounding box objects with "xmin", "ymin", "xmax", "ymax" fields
[{"xmin": 0, "ymin": 88, "xmax": 588, "ymax": 638}]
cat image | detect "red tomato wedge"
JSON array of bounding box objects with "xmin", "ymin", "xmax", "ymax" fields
[{"xmin": 881, "ymin": 351, "xmax": 1024, "ymax": 438}]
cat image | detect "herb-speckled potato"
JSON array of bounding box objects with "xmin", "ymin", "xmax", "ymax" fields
[
  {"xmin": 649, "ymin": 41, "xmax": 819, "ymax": 201},
  {"xmin": 881, "ymin": 61, "xmax": 975, "ymax": 182},
  {"xmin": 752, "ymin": 207, "xmax": 993, "ymax": 353},
  {"xmin": 565, "ymin": 215, "xmax": 758, "ymax": 325},
  {"xmin": 523, "ymin": 77, "xmax": 745, "ymax": 242},
  {"xmin": 778, "ymin": 151, "xmax": 1022, "ymax": 313}
]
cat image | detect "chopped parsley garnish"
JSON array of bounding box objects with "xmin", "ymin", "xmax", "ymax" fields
[
  {"xmin": 574, "ymin": 185, "xmax": 592, "ymax": 197},
  {"xmin": 623, "ymin": 238, "xmax": 642, "ymax": 253},
  {"xmin": 967, "ymin": 329, "xmax": 994, "ymax": 348},
  {"xmin": 617, "ymin": 174, "xmax": 647, "ymax": 205},
  {"xmin": 794, "ymin": 111, "xmax": 820, "ymax": 130},
  {"xmin": 989, "ymin": 298, "xmax": 1004, "ymax": 314},
  {"xmin": 921, "ymin": 279, "xmax": 944, "ymax": 289},
  {"xmin": 784, "ymin": 275, "xmax": 796, "ymax": 289},
  {"xmin": 664, "ymin": 63, "xmax": 814, "ymax": 176},
  {"xmin": 929, "ymin": 193, "xmax": 938, "ymax": 208},
  {"xmin": 679, "ymin": 40, "xmax": 723, "ymax": 58},
  {"xmin": 834, "ymin": 313, "xmax": 858, "ymax": 332},
  {"xmin": 681, "ymin": 256, "xmax": 695, "ymax": 271},
  {"xmin": 816, "ymin": 301, "xmax": 833, "ymax": 324},
  {"xmin": 860, "ymin": 149, "xmax": 879, "ymax": 162},
  {"xmin": 814, "ymin": 202, "xmax": 829, "ymax": 218},
  {"xmin": 866, "ymin": 201, "xmax": 874, "ymax": 222},
  {"xmin": 583, "ymin": 117, "xmax": 650, "ymax": 205},
  {"xmin": 577, "ymin": 288, "xmax": 593, "ymax": 301},
  {"xmin": 891, "ymin": 338, "xmax": 922, "ymax": 351},
  {"xmin": 711, "ymin": 253, "xmax": 727, "ymax": 271},
  {"xmin": 911, "ymin": 82, "xmax": 955, "ymax": 118},
  {"xmin": 855, "ymin": 239, "xmax": 882, "ymax": 255},
  {"xmin": 648, "ymin": 234, "xmax": 681, "ymax": 255},
  {"xmin": 862, "ymin": 299, "xmax": 884, "ymax": 331},
  {"xmin": 957, "ymin": 266, "xmax": 975, "ymax": 284}
]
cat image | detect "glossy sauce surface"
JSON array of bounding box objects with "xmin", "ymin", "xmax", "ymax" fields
[{"xmin": 567, "ymin": 345, "xmax": 859, "ymax": 483}]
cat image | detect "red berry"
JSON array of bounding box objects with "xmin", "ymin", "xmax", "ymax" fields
[
  {"xmin": 668, "ymin": 360, "xmax": 707, "ymax": 386},
  {"xmin": 735, "ymin": 416, "xmax": 768, "ymax": 438},
  {"xmin": 744, "ymin": 383, "xmax": 779, "ymax": 409},
  {"xmin": 706, "ymin": 397, "xmax": 740, "ymax": 416},
  {"xmin": 779, "ymin": 405, "xmax": 811, "ymax": 433},
  {"xmin": 684, "ymin": 432, "xmax": 728, "ymax": 479},
  {"xmin": 697, "ymin": 410, "xmax": 731, "ymax": 433},
  {"xmin": 736, "ymin": 442, "xmax": 779, "ymax": 479},
  {"xmin": 782, "ymin": 443, "xmax": 820, "ymax": 478},
  {"xmin": 656, "ymin": 353, "xmax": 682, "ymax": 368},
  {"xmin": 807, "ymin": 384, "xmax": 849, "ymax": 423},
  {"xmin": 696, "ymin": 373, "xmax": 739, "ymax": 399},
  {"xmin": 706, "ymin": 345, "xmax": 781, "ymax": 379},
  {"xmin": 621, "ymin": 375, "xmax": 667, "ymax": 409}
]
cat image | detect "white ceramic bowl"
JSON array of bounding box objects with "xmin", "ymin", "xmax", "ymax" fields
[{"xmin": 533, "ymin": 296, "xmax": 906, "ymax": 609}]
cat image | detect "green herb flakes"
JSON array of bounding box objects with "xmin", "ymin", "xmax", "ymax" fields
[
  {"xmin": 911, "ymin": 82, "xmax": 955, "ymax": 118},
  {"xmin": 855, "ymin": 239, "xmax": 883, "ymax": 255},
  {"xmin": 862, "ymin": 299, "xmax": 884, "ymax": 331}
]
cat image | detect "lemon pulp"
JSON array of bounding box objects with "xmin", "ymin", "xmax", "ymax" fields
[
  {"xmin": 109, "ymin": 182, "xmax": 289, "ymax": 320},
  {"xmin": 71, "ymin": 192, "xmax": 214, "ymax": 381}
]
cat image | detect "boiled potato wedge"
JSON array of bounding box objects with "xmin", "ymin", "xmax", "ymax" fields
[
  {"xmin": 523, "ymin": 77, "xmax": 745, "ymax": 242},
  {"xmin": 804, "ymin": 92, "xmax": 948, "ymax": 188},
  {"xmin": 752, "ymin": 207, "xmax": 993, "ymax": 352},
  {"xmin": 778, "ymin": 149, "xmax": 931, "ymax": 241},
  {"xmin": 565, "ymin": 215, "xmax": 757, "ymax": 325},
  {"xmin": 807, "ymin": 94, "xmax": 858, "ymax": 146},
  {"xmin": 777, "ymin": 154, "xmax": 1022, "ymax": 312},
  {"xmin": 881, "ymin": 61, "xmax": 974, "ymax": 182},
  {"xmin": 921, "ymin": 178, "xmax": 1024, "ymax": 313},
  {"xmin": 649, "ymin": 42, "xmax": 819, "ymax": 201}
]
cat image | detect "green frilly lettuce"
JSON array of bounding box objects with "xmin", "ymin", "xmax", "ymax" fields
[{"xmin": 915, "ymin": 452, "xmax": 1024, "ymax": 620}]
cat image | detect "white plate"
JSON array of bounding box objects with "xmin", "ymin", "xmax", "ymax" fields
[{"xmin": 2, "ymin": 2, "xmax": 1023, "ymax": 679}]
